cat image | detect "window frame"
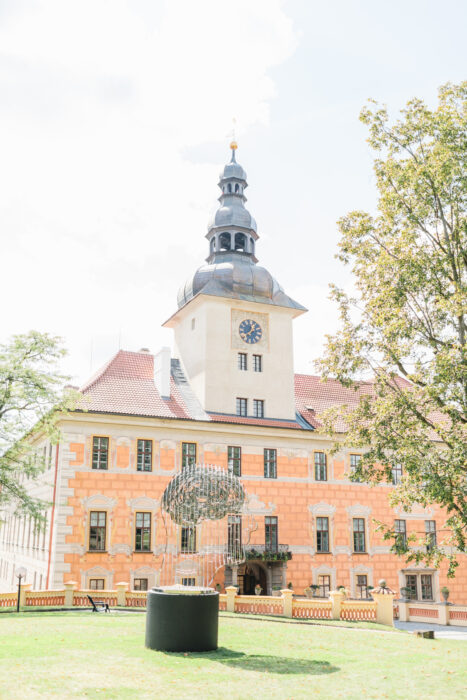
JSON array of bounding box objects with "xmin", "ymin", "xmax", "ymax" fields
[
  {"xmin": 391, "ymin": 463, "xmax": 403, "ymax": 485},
  {"xmin": 238, "ymin": 352, "xmax": 247, "ymax": 371},
  {"xmin": 236, "ymin": 397, "xmax": 248, "ymax": 417},
  {"xmin": 314, "ymin": 452, "xmax": 327, "ymax": 481},
  {"xmin": 181, "ymin": 525, "xmax": 197, "ymax": 553},
  {"xmin": 136, "ymin": 438, "xmax": 153, "ymax": 472},
  {"xmin": 89, "ymin": 578, "xmax": 105, "ymax": 590},
  {"xmin": 349, "ymin": 453, "xmax": 362, "ymax": 482},
  {"xmin": 316, "ymin": 516, "xmax": 330, "ymax": 553},
  {"xmin": 133, "ymin": 578, "xmax": 148, "ymax": 591},
  {"xmin": 356, "ymin": 574, "xmax": 369, "ymax": 599},
  {"xmin": 253, "ymin": 354, "xmax": 262, "ymax": 372},
  {"xmin": 265, "ymin": 516, "xmax": 278, "ymax": 551},
  {"xmin": 425, "ymin": 520, "xmax": 436, "ymax": 551},
  {"xmin": 227, "ymin": 446, "xmax": 242, "ymax": 476},
  {"xmin": 134, "ymin": 511, "xmax": 152, "ymax": 552},
  {"xmin": 352, "ymin": 517, "xmax": 366, "ymax": 553},
  {"xmin": 91, "ymin": 436, "xmax": 110, "ymax": 471},
  {"xmin": 318, "ymin": 574, "xmax": 330, "ymax": 598},
  {"xmin": 89, "ymin": 511, "xmax": 107, "ymax": 552},
  {"xmin": 181, "ymin": 442, "xmax": 197, "ymax": 470},
  {"xmin": 394, "ymin": 519, "xmax": 407, "ymax": 547},
  {"xmin": 264, "ymin": 448, "xmax": 277, "ymax": 479},
  {"xmin": 253, "ymin": 399, "xmax": 264, "ymax": 418},
  {"xmin": 228, "ymin": 515, "xmax": 242, "ymax": 559}
]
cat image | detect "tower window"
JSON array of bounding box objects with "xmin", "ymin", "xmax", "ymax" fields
[
  {"xmin": 236, "ymin": 398, "xmax": 247, "ymax": 416},
  {"xmin": 238, "ymin": 353, "xmax": 247, "ymax": 370},
  {"xmin": 235, "ymin": 232, "xmax": 246, "ymax": 251},
  {"xmin": 220, "ymin": 232, "xmax": 231, "ymax": 251},
  {"xmin": 235, "ymin": 183, "xmax": 239, "ymax": 192},
  {"xmin": 227, "ymin": 183, "xmax": 232, "ymax": 193},
  {"xmin": 253, "ymin": 355, "xmax": 262, "ymax": 372},
  {"xmin": 253, "ymin": 399, "xmax": 264, "ymax": 418}
]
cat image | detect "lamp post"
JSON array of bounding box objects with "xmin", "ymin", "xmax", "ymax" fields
[{"xmin": 15, "ymin": 567, "xmax": 27, "ymax": 613}]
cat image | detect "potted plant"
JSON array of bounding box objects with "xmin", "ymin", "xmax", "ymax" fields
[
  {"xmin": 255, "ymin": 584, "xmax": 262, "ymax": 596},
  {"xmin": 366, "ymin": 585, "xmax": 374, "ymax": 599},
  {"xmin": 304, "ymin": 586, "xmax": 313, "ymax": 599},
  {"xmin": 337, "ymin": 585, "xmax": 347, "ymax": 599},
  {"xmin": 400, "ymin": 586, "xmax": 409, "ymax": 599},
  {"xmin": 215, "ymin": 583, "xmax": 222, "ymax": 593},
  {"xmin": 441, "ymin": 586, "xmax": 450, "ymax": 602},
  {"xmin": 287, "ymin": 581, "xmax": 293, "ymax": 590},
  {"xmin": 311, "ymin": 584, "xmax": 319, "ymax": 597},
  {"xmin": 272, "ymin": 585, "xmax": 282, "ymax": 597}
]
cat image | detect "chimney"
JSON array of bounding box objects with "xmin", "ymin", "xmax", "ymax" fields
[{"xmin": 154, "ymin": 346, "xmax": 171, "ymax": 398}]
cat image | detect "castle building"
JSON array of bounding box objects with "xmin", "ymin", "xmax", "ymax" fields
[{"xmin": 1, "ymin": 144, "xmax": 466, "ymax": 602}]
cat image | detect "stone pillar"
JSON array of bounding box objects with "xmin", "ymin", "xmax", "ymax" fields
[
  {"xmin": 64, "ymin": 581, "xmax": 77, "ymax": 607},
  {"xmin": 225, "ymin": 586, "xmax": 237, "ymax": 613},
  {"xmin": 116, "ymin": 582, "xmax": 129, "ymax": 607},
  {"xmin": 397, "ymin": 599, "xmax": 409, "ymax": 622},
  {"xmin": 437, "ymin": 602, "xmax": 450, "ymax": 626},
  {"xmin": 373, "ymin": 592, "xmax": 395, "ymax": 627},
  {"xmin": 231, "ymin": 565, "xmax": 238, "ymax": 586},
  {"xmin": 282, "ymin": 562, "xmax": 287, "ymax": 588},
  {"xmin": 329, "ymin": 590, "xmax": 344, "ymax": 620},
  {"xmin": 266, "ymin": 565, "xmax": 272, "ymax": 596},
  {"xmin": 19, "ymin": 583, "xmax": 32, "ymax": 608},
  {"xmin": 281, "ymin": 588, "xmax": 293, "ymax": 618},
  {"xmin": 230, "ymin": 232, "xmax": 234, "ymax": 251}
]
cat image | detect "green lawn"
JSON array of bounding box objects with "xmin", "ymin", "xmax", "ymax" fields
[{"xmin": 0, "ymin": 612, "xmax": 464, "ymax": 699}]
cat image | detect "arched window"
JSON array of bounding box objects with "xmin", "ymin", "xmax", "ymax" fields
[
  {"xmin": 220, "ymin": 232, "xmax": 231, "ymax": 251},
  {"xmin": 235, "ymin": 183, "xmax": 239, "ymax": 193},
  {"xmin": 250, "ymin": 237, "xmax": 255, "ymax": 255},
  {"xmin": 235, "ymin": 233, "xmax": 247, "ymax": 252},
  {"xmin": 227, "ymin": 183, "xmax": 232, "ymax": 193}
]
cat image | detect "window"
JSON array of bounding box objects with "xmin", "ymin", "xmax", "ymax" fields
[
  {"xmin": 405, "ymin": 574, "xmax": 417, "ymax": 600},
  {"xmin": 135, "ymin": 512, "xmax": 151, "ymax": 552},
  {"xmin": 350, "ymin": 454, "xmax": 361, "ymax": 481},
  {"xmin": 356, "ymin": 574, "xmax": 369, "ymax": 599},
  {"xmin": 394, "ymin": 519, "xmax": 407, "ymax": 547},
  {"xmin": 236, "ymin": 398, "xmax": 247, "ymax": 416},
  {"xmin": 316, "ymin": 517, "xmax": 329, "ymax": 552},
  {"xmin": 137, "ymin": 440, "xmax": 152, "ymax": 472},
  {"xmin": 182, "ymin": 578, "xmax": 196, "ymax": 586},
  {"xmin": 353, "ymin": 518, "xmax": 366, "ymax": 553},
  {"xmin": 253, "ymin": 355, "xmax": 262, "ymax": 372},
  {"xmin": 314, "ymin": 452, "xmax": 327, "ymax": 481},
  {"xmin": 318, "ymin": 575, "xmax": 330, "ymax": 597},
  {"xmin": 228, "ymin": 515, "xmax": 242, "ymax": 559},
  {"xmin": 134, "ymin": 578, "xmax": 148, "ymax": 591},
  {"xmin": 392, "ymin": 463, "xmax": 403, "ymax": 485},
  {"xmin": 265, "ymin": 516, "xmax": 278, "ymax": 551},
  {"xmin": 181, "ymin": 525, "xmax": 197, "ymax": 553},
  {"xmin": 89, "ymin": 579, "xmax": 104, "ymax": 590},
  {"xmin": 264, "ymin": 448, "xmax": 277, "ymax": 479},
  {"xmin": 425, "ymin": 520, "xmax": 436, "ymax": 550},
  {"xmin": 181, "ymin": 442, "xmax": 197, "ymax": 470},
  {"xmin": 238, "ymin": 353, "xmax": 247, "ymax": 370},
  {"xmin": 253, "ymin": 399, "xmax": 264, "ymax": 418},
  {"xmin": 89, "ymin": 511, "xmax": 106, "ymax": 551},
  {"xmin": 228, "ymin": 446, "xmax": 241, "ymax": 476},
  {"xmin": 92, "ymin": 437, "xmax": 109, "ymax": 470},
  {"xmin": 421, "ymin": 574, "xmax": 433, "ymax": 601}
]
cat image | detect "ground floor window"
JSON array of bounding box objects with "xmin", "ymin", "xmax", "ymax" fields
[
  {"xmin": 356, "ymin": 574, "xmax": 370, "ymax": 599},
  {"xmin": 133, "ymin": 578, "xmax": 148, "ymax": 591},
  {"xmin": 404, "ymin": 572, "xmax": 434, "ymax": 601},
  {"xmin": 318, "ymin": 574, "xmax": 330, "ymax": 597},
  {"xmin": 182, "ymin": 578, "xmax": 196, "ymax": 586},
  {"xmin": 89, "ymin": 579, "xmax": 105, "ymax": 590}
]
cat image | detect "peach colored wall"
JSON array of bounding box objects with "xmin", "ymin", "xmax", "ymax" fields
[{"xmin": 62, "ymin": 434, "xmax": 467, "ymax": 603}]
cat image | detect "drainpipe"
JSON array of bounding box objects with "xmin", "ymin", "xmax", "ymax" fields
[{"xmin": 45, "ymin": 443, "xmax": 60, "ymax": 589}]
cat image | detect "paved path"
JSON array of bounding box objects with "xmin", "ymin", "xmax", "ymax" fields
[{"xmin": 395, "ymin": 620, "xmax": 467, "ymax": 640}]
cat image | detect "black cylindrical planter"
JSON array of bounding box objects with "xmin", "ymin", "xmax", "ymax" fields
[{"xmin": 145, "ymin": 588, "xmax": 219, "ymax": 652}]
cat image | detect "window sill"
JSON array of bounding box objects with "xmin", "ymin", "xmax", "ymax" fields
[
  {"xmin": 315, "ymin": 551, "xmax": 330, "ymax": 555},
  {"xmin": 87, "ymin": 550, "xmax": 107, "ymax": 554},
  {"xmin": 133, "ymin": 550, "xmax": 152, "ymax": 554},
  {"xmin": 352, "ymin": 551, "xmax": 368, "ymax": 555}
]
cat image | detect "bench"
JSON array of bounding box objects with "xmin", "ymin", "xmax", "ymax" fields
[{"xmin": 87, "ymin": 594, "xmax": 110, "ymax": 613}]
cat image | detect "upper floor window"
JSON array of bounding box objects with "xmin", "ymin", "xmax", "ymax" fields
[
  {"xmin": 425, "ymin": 520, "xmax": 436, "ymax": 550},
  {"xmin": 316, "ymin": 517, "xmax": 329, "ymax": 552},
  {"xmin": 228, "ymin": 515, "xmax": 242, "ymax": 558},
  {"xmin": 137, "ymin": 439, "xmax": 152, "ymax": 472},
  {"xmin": 238, "ymin": 353, "xmax": 247, "ymax": 370},
  {"xmin": 264, "ymin": 448, "xmax": 277, "ymax": 479},
  {"xmin": 182, "ymin": 442, "xmax": 197, "ymax": 470},
  {"xmin": 350, "ymin": 454, "xmax": 362, "ymax": 482},
  {"xmin": 89, "ymin": 511, "xmax": 106, "ymax": 551},
  {"xmin": 394, "ymin": 519, "xmax": 407, "ymax": 547},
  {"xmin": 236, "ymin": 398, "xmax": 247, "ymax": 417},
  {"xmin": 92, "ymin": 437, "xmax": 109, "ymax": 470},
  {"xmin": 253, "ymin": 355, "xmax": 262, "ymax": 372},
  {"xmin": 353, "ymin": 518, "xmax": 366, "ymax": 553},
  {"xmin": 181, "ymin": 525, "xmax": 197, "ymax": 553},
  {"xmin": 392, "ymin": 463, "xmax": 403, "ymax": 485},
  {"xmin": 265, "ymin": 516, "xmax": 278, "ymax": 550},
  {"xmin": 228, "ymin": 446, "xmax": 241, "ymax": 476},
  {"xmin": 253, "ymin": 399, "xmax": 264, "ymax": 418},
  {"xmin": 135, "ymin": 512, "xmax": 151, "ymax": 552},
  {"xmin": 314, "ymin": 452, "xmax": 327, "ymax": 481}
]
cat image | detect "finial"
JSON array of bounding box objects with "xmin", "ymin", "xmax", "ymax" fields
[{"xmin": 229, "ymin": 118, "xmax": 237, "ymax": 161}]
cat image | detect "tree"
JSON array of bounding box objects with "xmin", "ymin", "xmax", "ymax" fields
[
  {"xmin": 0, "ymin": 331, "xmax": 75, "ymax": 522},
  {"xmin": 317, "ymin": 82, "xmax": 467, "ymax": 576}
]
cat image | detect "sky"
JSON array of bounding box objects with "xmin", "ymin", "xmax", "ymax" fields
[{"xmin": 1, "ymin": 0, "xmax": 466, "ymax": 385}]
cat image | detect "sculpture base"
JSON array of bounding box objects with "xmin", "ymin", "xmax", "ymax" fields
[{"xmin": 145, "ymin": 587, "xmax": 219, "ymax": 652}]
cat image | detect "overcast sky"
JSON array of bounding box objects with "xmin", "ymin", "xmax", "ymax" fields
[{"xmin": 1, "ymin": 0, "xmax": 466, "ymax": 385}]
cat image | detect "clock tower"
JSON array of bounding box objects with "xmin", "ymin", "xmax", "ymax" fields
[{"xmin": 164, "ymin": 143, "xmax": 306, "ymax": 421}]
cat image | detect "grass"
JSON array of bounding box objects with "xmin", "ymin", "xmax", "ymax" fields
[{"xmin": 0, "ymin": 611, "xmax": 464, "ymax": 699}]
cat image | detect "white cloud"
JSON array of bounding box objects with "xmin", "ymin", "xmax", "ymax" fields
[{"xmin": 0, "ymin": 0, "xmax": 297, "ymax": 383}]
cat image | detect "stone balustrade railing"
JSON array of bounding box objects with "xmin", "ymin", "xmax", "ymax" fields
[{"xmin": 5, "ymin": 582, "xmax": 466, "ymax": 627}]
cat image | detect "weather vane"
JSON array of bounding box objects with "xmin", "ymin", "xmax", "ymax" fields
[{"xmin": 229, "ymin": 117, "xmax": 238, "ymax": 151}]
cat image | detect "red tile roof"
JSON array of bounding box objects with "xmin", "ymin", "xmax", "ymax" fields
[{"xmin": 78, "ymin": 349, "xmax": 399, "ymax": 432}]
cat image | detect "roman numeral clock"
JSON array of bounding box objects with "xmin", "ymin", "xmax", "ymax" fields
[{"xmin": 231, "ymin": 309, "xmax": 269, "ymax": 350}]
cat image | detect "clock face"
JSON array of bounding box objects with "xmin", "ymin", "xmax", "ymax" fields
[{"xmin": 239, "ymin": 319, "xmax": 262, "ymax": 344}]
